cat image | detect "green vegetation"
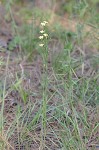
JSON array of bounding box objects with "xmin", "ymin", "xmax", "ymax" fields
[{"xmin": 0, "ymin": 0, "xmax": 99, "ymax": 150}]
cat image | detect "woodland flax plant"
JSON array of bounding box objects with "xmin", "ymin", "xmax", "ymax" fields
[
  {"xmin": 39, "ymin": 21, "xmax": 49, "ymax": 149},
  {"xmin": 0, "ymin": 1, "xmax": 98, "ymax": 149}
]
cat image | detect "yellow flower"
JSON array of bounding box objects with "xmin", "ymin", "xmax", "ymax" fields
[
  {"xmin": 43, "ymin": 21, "xmax": 48, "ymax": 24},
  {"xmin": 39, "ymin": 36, "xmax": 44, "ymax": 39},
  {"xmin": 41, "ymin": 22, "xmax": 46, "ymax": 26},
  {"xmin": 39, "ymin": 44, "xmax": 44, "ymax": 47},
  {"xmin": 41, "ymin": 21, "xmax": 48, "ymax": 26},
  {"xmin": 40, "ymin": 30, "xmax": 45, "ymax": 33},
  {"xmin": 43, "ymin": 33, "xmax": 48, "ymax": 37}
]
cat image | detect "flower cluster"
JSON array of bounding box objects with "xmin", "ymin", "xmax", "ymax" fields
[
  {"xmin": 39, "ymin": 21, "xmax": 48, "ymax": 47},
  {"xmin": 41, "ymin": 21, "xmax": 48, "ymax": 26}
]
